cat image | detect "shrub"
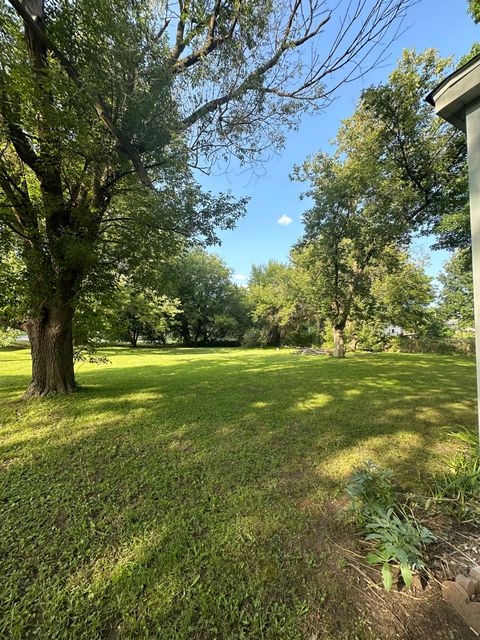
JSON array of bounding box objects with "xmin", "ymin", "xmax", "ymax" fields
[
  {"xmin": 242, "ymin": 328, "xmax": 265, "ymax": 347},
  {"xmin": 427, "ymin": 429, "xmax": 480, "ymax": 523},
  {"xmin": 283, "ymin": 325, "xmax": 323, "ymax": 348},
  {"xmin": 389, "ymin": 335, "xmax": 475, "ymax": 356},
  {"xmin": 346, "ymin": 461, "xmax": 434, "ymax": 591},
  {"xmin": 350, "ymin": 323, "xmax": 389, "ymax": 352},
  {"xmin": 365, "ymin": 506, "xmax": 434, "ymax": 591}
]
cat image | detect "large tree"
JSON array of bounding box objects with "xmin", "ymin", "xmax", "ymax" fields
[
  {"xmin": 342, "ymin": 254, "xmax": 434, "ymax": 351},
  {"xmin": 368, "ymin": 255, "xmax": 434, "ymax": 334},
  {"xmin": 107, "ymin": 284, "xmax": 180, "ymax": 348},
  {"xmin": 247, "ymin": 259, "xmax": 322, "ymax": 347},
  {"xmin": 429, "ymin": 44, "xmax": 479, "ymax": 256},
  {"xmin": 0, "ymin": 0, "xmax": 414, "ymax": 395},
  {"xmin": 294, "ymin": 50, "xmax": 464, "ymax": 356},
  {"xmin": 167, "ymin": 249, "xmax": 249, "ymax": 346},
  {"xmin": 438, "ymin": 250, "xmax": 475, "ymax": 330}
]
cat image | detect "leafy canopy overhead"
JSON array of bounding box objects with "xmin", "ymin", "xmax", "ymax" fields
[
  {"xmin": 468, "ymin": 0, "xmax": 480, "ymax": 22},
  {"xmin": 0, "ymin": 0, "xmax": 414, "ymax": 327}
]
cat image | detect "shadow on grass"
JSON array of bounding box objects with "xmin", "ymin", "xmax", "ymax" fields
[{"xmin": 0, "ymin": 350, "xmax": 477, "ymax": 639}]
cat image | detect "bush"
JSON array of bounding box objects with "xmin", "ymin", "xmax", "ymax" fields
[
  {"xmin": 427, "ymin": 429, "xmax": 480, "ymax": 523},
  {"xmin": 242, "ymin": 325, "xmax": 323, "ymax": 348},
  {"xmin": 346, "ymin": 460, "xmax": 434, "ymax": 591},
  {"xmin": 283, "ymin": 325, "xmax": 323, "ymax": 348},
  {"xmin": 389, "ymin": 335, "xmax": 475, "ymax": 356},
  {"xmin": 242, "ymin": 328, "xmax": 265, "ymax": 347}
]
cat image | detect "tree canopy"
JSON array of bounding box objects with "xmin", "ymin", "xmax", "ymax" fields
[
  {"xmin": 246, "ymin": 260, "xmax": 321, "ymax": 347},
  {"xmin": 438, "ymin": 251, "xmax": 474, "ymax": 330},
  {"xmin": 0, "ymin": 0, "xmax": 414, "ymax": 395},
  {"xmin": 468, "ymin": 0, "xmax": 480, "ymax": 22},
  {"xmin": 292, "ymin": 49, "xmax": 467, "ymax": 356},
  {"xmin": 166, "ymin": 249, "xmax": 249, "ymax": 346}
]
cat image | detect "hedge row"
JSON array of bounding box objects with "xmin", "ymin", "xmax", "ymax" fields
[{"xmin": 389, "ymin": 335, "xmax": 475, "ymax": 356}]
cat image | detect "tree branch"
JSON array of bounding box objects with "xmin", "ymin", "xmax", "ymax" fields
[
  {"xmin": 181, "ymin": 10, "xmax": 331, "ymax": 129},
  {"xmin": 7, "ymin": 0, "xmax": 153, "ymax": 188},
  {"xmin": 0, "ymin": 157, "xmax": 39, "ymax": 240},
  {"xmin": 0, "ymin": 76, "xmax": 42, "ymax": 177},
  {"xmin": 171, "ymin": 0, "xmax": 238, "ymax": 73}
]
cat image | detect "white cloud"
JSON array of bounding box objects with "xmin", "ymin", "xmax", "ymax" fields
[{"xmin": 277, "ymin": 214, "xmax": 293, "ymax": 226}]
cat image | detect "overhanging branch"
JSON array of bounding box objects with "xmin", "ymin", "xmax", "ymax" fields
[{"xmin": 7, "ymin": 0, "xmax": 153, "ymax": 188}]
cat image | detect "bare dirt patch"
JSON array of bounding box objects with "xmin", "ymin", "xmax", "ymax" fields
[{"xmin": 302, "ymin": 499, "xmax": 478, "ymax": 640}]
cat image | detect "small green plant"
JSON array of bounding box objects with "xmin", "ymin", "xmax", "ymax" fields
[
  {"xmin": 365, "ymin": 506, "xmax": 434, "ymax": 591},
  {"xmin": 346, "ymin": 460, "xmax": 395, "ymax": 523},
  {"xmin": 427, "ymin": 429, "xmax": 480, "ymax": 523},
  {"xmin": 346, "ymin": 461, "xmax": 434, "ymax": 591}
]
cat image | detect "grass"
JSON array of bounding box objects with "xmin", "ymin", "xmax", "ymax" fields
[{"xmin": 0, "ymin": 347, "xmax": 476, "ymax": 639}]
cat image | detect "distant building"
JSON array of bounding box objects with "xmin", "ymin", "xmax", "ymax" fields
[
  {"xmin": 445, "ymin": 318, "xmax": 459, "ymax": 329},
  {"xmin": 382, "ymin": 325, "xmax": 404, "ymax": 337},
  {"xmin": 445, "ymin": 318, "xmax": 475, "ymax": 333}
]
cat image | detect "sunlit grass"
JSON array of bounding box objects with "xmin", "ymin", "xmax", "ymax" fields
[{"xmin": 0, "ymin": 347, "xmax": 476, "ymax": 639}]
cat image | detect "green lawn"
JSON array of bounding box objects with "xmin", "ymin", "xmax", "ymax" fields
[{"xmin": 0, "ymin": 348, "xmax": 476, "ymax": 639}]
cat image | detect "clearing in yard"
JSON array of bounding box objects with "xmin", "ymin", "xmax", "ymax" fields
[{"xmin": 0, "ymin": 347, "xmax": 477, "ymax": 639}]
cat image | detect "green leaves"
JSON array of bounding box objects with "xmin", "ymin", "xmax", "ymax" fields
[
  {"xmin": 399, "ymin": 563, "xmax": 413, "ymax": 590},
  {"xmin": 368, "ymin": 253, "xmax": 435, "ymax": 336},
  {"xmin": 0, "ymin": 327, "xmax": 20, "ymax": 346},
  {"xmin": 346, "ymin": 460, "xmax": 395, "ymax": 520},
  {"xmin": 367, "ymin": 555, "xmax": 412, "ymax": 592},
  {"xmin": 247, "ymin": 259, "xmax": 323, "ymax": 347},
  {"xmin": 467, "ymin": 0, "xmax": 480, "ymax": 22},
  {"xmin": 427, "ymin": 429, "xmax": 480, "ymax": 523},
  {"xmin": 437, "ymin": 250, "xmax": 474, "ymax": 329},
  {"xmin": 164, "ymin": 249, "xmax": 251, "ymax": 346},
  {"xmin": 347, "ymin": 461, "xmax": 434, "ymax": 592},
  {"xmin": 363, "ymin": 506, "xmax": 433, "ymax": 591},
  {"xmin": 382, "ymin": 562, "xmax": 393, "ymax": 592}
]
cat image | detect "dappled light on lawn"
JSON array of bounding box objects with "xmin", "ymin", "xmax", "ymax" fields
[{"xmin": 0, "ymin": 348, "xmax": 476, "ymax": 639}]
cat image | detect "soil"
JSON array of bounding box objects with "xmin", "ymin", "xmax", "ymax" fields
[{"xmin": 302, "ymin": 498, "xmax": 480, "ymax": 640}]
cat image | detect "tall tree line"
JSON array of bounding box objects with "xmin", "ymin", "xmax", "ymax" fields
[{"xmin": 0, "ymin": 0, "xmax": 413, "ymax": 394}]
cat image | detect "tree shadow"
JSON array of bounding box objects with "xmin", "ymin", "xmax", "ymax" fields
[{"xmin": 0, "ymin": 350, "xmax": 477, "ymax": 638}]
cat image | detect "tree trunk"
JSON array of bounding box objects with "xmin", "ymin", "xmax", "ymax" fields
[
  {"xmin": 24, "ymin": 305, "xmax": 76, "ymax": 396},
  {"xmin": 193, "ymin": 323, "xmax": 203, "ymax": 346},
  {"xmin": 180, "ymin": 320, "xmax": 192, "ymax": 346},
  {"xmin": 269, "ymin": 326, "xmax": 281, "ymax": 347},
  {"xmin": 129, "ymin": 330, "xmax": 138, "ymax": 348},
  {"xmin": 332, "ymin": 324, "xmax": 346, "ymax": 358}
]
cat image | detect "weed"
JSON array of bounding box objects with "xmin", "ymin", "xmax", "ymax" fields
[
  {"xmin": 365, "ymin": 506, "xmax": 434, "ymax": 591},
  {"xmin": 346, "ymin": 461, "xmax": 434, "ymax": 591},
  {"xmin": 346, "ymin": 460, "xmax": 395, "ymax": 523},
  {"xmin": 426, "ymin": 428, "xmax": 480, "ymax": 523}
]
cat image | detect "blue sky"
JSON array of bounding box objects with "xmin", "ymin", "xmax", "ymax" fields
[{"xmin": 200, "ymin": 0, "xmax": 478, "ymax": 285}]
